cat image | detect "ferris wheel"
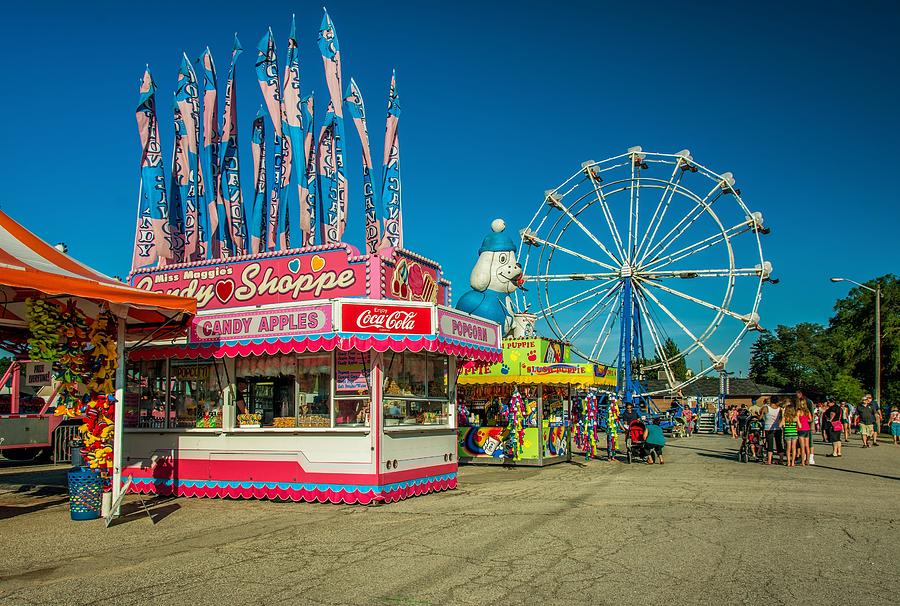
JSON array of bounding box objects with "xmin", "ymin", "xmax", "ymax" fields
[{"xmin": 517, "ymin": 147, "xmax": 773, "ymax": 403}]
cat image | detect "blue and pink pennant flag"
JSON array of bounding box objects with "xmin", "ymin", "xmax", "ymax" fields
[
  {"xmin": 256, "ymin": 28, "xmax": 287, "ymax": 251},
  {"xmin": 220, "ymin": 34, "xmax": 247, "ymax": 256},
  {"xmin": 300, "ymin": 95, "xmax": 318, "ymax": 247},
  {"xmin": 379, "ymin": 70, "xmax": 402, "ymax": 250},
  {"xmin": 345, "ymin": 78, "xmax": 379, "ymax": 254},
  {"xmin": 317, "ymin": 102, "xmax": 341, "ymax": 244},
  {"xmin": 167, "ymin": 100, "xmax": 188, "ymax": 264},
  {"xmin": 282, "ymin": 15, "xmax": 304, "ymax": 249},
  {"xmin": 318, "ymin": 10, "xmax": 347, "ymax": 242},
  {"xmin": 175, "ymin": 53, "xmax": 207, "ymax": 261},
  {"xmin": 199, "ymin": 48, "xmax": 229, "ymax": 258},
  {"xmin": 132, "ymin": 68, "xmax": 170, "ymax": 270},
  {"xmin": 249, "ymin": 107, "xmax": 267, "ymax": 255}
]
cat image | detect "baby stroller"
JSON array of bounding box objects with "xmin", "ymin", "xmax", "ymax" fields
[
  {"xmin": 671, "ymin": 416, "xmax": 687, "ymax": 439},
  {"xmin": 738, "ymin": 417, "xmax": 764, "ymax": 463},
  {"xmin": 625, "ymin": 419, "xmax": 648, "ymax": 464}
]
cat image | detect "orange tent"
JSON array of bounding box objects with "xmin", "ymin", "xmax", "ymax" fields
[{"xmin": 0, "ymin": 209, "xmax": 195, "ymax": 349}]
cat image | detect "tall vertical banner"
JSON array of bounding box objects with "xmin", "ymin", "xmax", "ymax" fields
[
  {"xmin": 168, "ymin": 101, "xmax": 188, "ymax": 264},
  {"xmin": 255, "ymin": 28, "xmax": 286, "ymax": 252},
  {"xmin": 317, "ymin": 103, "xmax": 339, "ymax": 244},
  {"xmin": 220, "ymin": 34, "xmax": 247, "ymax": 256},
  {"xmin": 282, "ymin": 16, "xmax": 304, "ymax": 249},
  {"xmin": 300, "ymin": 95, "xmax": 317, "ymax": 247},
  {"xmin": 345, "ymin": 78, "xmax": 379, "ymax": 254},
  {"xmin": 318, "ymin": 10, "xmax": 347, "ymax": 242},
  {"xmin": 199, "ymin": 48, "xmax": 228, "ymax": 258},
  {"xmin": 132, "ymin": 68, "xmax": 170, "ymax": 269},
  {"xmin": 249, "ymin": 108, "xmax": 267, "ymax": 255},
  {"xmin": 379, "ymin": 71, "xmax": 403, "ymax": 250},
  {"xmin": 175, "ymin": 54, "xmax": 207, "ymax": 261}
]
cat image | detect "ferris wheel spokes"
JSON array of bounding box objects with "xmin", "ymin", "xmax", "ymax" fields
[
  {"xmin": 583, "ymin": 166, "xmax": 627, "ymax": 261},
  {"xmin": 634, "ymin": 290, "xmax": 677, "ymax": 387},
  {"xmin": 636, "ymin": 182, "xmax": 725, "ymax": 267},
  {"xmin": 589, "ymin": 302, "xmax": 621, "ymax": 361},
  {"xmin": 638, "ymin": 279, "xmax": 753, "ymax": 323},
  {"xmin": 543, "ymin": 190, "xmax": 623, "ymax": 266},
  {"xmin": 564, "ymin": 282, "xmax": 623, "ymax": 342},
  {"xmin": 528, "ymin": 272, "xmax": 618, "ymax": 282},
  {"xmin": 636, "ymin": 282, "xmax": 722, "ymax": 363},
  {"xmin": 634, "ymin": 159, "xmax": 685, "ymax": 261},
  {"xmin": 641, "ymin": 267, "xmax": 764, "ymax": 279},
  {"xmin": 535, "ymin": 279, "xmax": 618, "ymax": 319},
  {"xmin": 521, "ymin": 230, "xmax": 619, "ymax": 272},
  {"xmin": 643, "ymin": 219, "xmax": 754, "ymax": 272}
]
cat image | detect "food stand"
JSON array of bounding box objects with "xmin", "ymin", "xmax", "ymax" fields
[
  {"xmin": 125, "ymin": 246, "xmax": 502, "ymax": 504},
  {"xmin": 456, "ymin": 337, "xmax": 616, "ymax": 466}
]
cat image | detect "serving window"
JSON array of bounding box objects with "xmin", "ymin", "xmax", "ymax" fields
[
  {"xmin": 383, "ymin": 352, "xmax": 450, "ymax": 426},
  {"xmin": 124, "ymin": 359, "xmax": 226, "ymax": 428}
]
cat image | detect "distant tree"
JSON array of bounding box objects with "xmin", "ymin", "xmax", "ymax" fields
[
  {"xmin": 746, "ymin": 323, "xmax": 836, "ymax": 398},
  {"xmin": 661, "ymin": 337, "xmax": 688, "ymax": 381},
  {"xmin": 829, "ymin": 274, "xmax": 899, "ymax": 403},
  {"xmin": 829, "ymin": 371, "xmax": 865, "ymax": 403}
]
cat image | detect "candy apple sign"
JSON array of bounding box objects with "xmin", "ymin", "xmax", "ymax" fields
[
  {"xmin": 340, "ymin": 303, "xmax": 433, "ymax": 335},
  {"xmin": 130, "ymin": 249, "xmax": 366, "ymax": 311}
]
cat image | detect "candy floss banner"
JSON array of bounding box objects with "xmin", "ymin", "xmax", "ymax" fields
[
  {"xmin": 191, "ymin": 304, "xmax": 332, "ymax": 343},
  {"xmin": 131, "ymin": 248, "xmax": 366, "ymax": 311}
]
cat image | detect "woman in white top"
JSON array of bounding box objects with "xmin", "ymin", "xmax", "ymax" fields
[{"xmin": 760, "ymin": 398, "xmax": 784, "ymax": 465}]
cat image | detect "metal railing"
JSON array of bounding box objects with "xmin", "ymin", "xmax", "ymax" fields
[{"xmin": 52, "ymin": 424, "xmax": 81, "ymax": 464}]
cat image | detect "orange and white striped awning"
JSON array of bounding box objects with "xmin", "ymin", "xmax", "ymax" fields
[{"xmin": 0, "ymin": 209, "xmax": 195, "ymax": 345}]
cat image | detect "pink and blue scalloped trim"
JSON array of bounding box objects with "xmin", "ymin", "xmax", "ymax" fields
[
  {"xmin": 127, "ymin": 472, "xmax": 457, "ymax": 505},
  {"xmin": 130, "ymin": 333, "xmax": 501, "ymax": 363}
]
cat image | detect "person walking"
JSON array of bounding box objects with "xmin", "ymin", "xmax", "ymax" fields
[
  {"xmin": 890, "ymin": 406, "xmax": 900, "ymax": 446},
  {"xmin": 856, "ymin": 395, "xmax": 878, "ymax": 448},
  {"xmin": 781, "ymin": 404, "xmax": 799, "ymax": 467},
  {"xmin": 797, "ymin": 400, "xmax": 813, "ymax": 466},
  {"xmin": 761, "ymin": 397, "xmax": 783, "ymax": 465},
  {"xmin": 824, "ymin": 399, "xmax": 844, "ymax": 457}
]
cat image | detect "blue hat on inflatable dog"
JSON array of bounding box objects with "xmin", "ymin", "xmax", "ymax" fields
[{"xmin": 478, "ymin": 219, "xmax": 516, "ymax": 255}]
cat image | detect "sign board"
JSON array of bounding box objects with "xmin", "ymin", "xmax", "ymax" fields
[
  {"xmin": 171, "ymin": 365, "xmax": 211, "ymax": 382},
  {"xmin": 131, "ymin": 248, "xmax": 366, "ymax": 311},
  {"xmin": 340, "ymin": 302, "xmax": 433, "ymax": 335},
  {"xmin": 336, "ymin": 351, "xmax": 369, "ymax": 393},
  {"xmin": 190, "ymin": 304, "xmax": 332, "ymax": 343},
  {"xmin": 25, "ymin": 362, "xmax": 52, "ymax": 387},
  {"xmin": 436, "ymin": 308, "xmax": 500, "ymax": 349}
]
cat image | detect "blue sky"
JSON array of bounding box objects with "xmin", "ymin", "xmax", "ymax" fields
[{"xmin": 0, "ymin": 0, "xmax": 897, "ymax": 373}]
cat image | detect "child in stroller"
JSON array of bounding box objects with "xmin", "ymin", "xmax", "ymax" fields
[
  {"xmin": 738, "ymin": 413, "xmax": 764, "ymax": 462},
  {"xmin": 626, "ymin": 418, "xmax": 648, "ymax": 463}
]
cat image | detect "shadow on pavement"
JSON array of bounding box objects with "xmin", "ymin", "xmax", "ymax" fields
[
  {"xmin": 108, "ymin": 495, "xmax": 181, "ymax": 527},
  {"xmin": 806, "ymin": 464, "xmax": 900, "ymax": 482},
  {"xmin": 0, "ymin": 496, "xmax": 69, "ymax": 520}
]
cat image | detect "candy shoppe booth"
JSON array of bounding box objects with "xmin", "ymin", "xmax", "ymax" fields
[
  {"xmin": 124, "ymin": 246, "xmax": 502, "ymax": 504},
  {"xmin": 456, "ymin": 337, "xmax": 616, "ymax": 466}
]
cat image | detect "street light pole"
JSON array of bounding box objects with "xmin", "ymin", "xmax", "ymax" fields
[{"xmin": 830, "ymin": 277, "xmax": 881, "ymax": 407}]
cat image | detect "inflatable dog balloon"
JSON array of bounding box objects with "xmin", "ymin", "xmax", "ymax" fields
[{"xmin": 456, "ymin": 219, "xmax": 524, "ymax": 336}]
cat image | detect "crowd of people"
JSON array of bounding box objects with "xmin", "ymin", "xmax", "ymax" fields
[{"xmin": 725, "ymin": 391, "xmax": 899, "ymax": 466}]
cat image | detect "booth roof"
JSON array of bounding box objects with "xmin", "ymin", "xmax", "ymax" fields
[{"xmin": 0, "ymin": 210, "xmax": 196, "ymax": 346}]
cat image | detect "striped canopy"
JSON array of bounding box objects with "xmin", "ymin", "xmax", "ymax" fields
[{"xmin": 0, "ymin": 209, "xmax": 196, "ymax": 351}]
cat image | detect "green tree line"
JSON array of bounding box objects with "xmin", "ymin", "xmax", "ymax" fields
[{"xmin": 749, "ymin": 274, "xmax": 899, "ymax": 404}]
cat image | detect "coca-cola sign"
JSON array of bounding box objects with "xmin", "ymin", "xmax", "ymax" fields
[{"xmin": 341, "ymin": 302, "xmax": 432, "ymax": 335}]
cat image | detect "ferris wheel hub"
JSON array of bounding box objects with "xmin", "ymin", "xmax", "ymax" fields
[{"xmin": 620, "ymin": 264, "xmax": 633, "ymax": 278}]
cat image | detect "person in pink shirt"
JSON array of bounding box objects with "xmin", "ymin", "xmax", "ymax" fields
[{"xmin": 796, "ymin": 400, "xmax": 814, "ymax": 466}]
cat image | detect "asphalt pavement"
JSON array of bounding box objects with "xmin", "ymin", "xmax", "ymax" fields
[{"xmin": 1, "ymin": 434, "xmax": 898, "ymax": 605}]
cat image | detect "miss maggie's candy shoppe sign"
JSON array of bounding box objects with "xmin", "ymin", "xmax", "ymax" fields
[{"xmin": 130, "ymin": 248, "xmax": 366, "ymax": 311}]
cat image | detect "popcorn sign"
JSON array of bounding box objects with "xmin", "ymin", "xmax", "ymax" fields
[{"xmin": 436, "ymin": 308, "xmax": 500, "ymax": 348}]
